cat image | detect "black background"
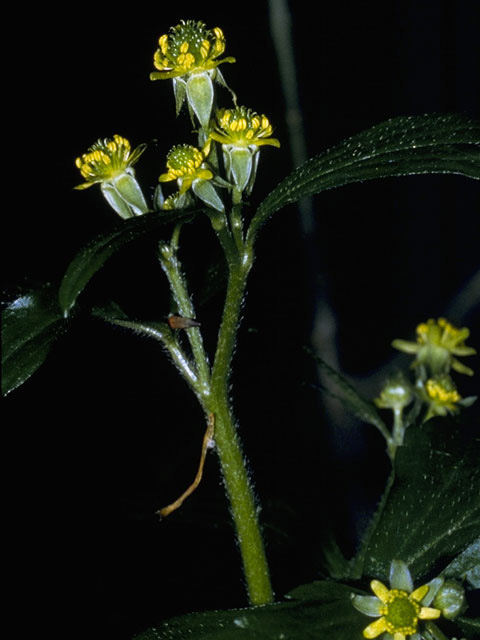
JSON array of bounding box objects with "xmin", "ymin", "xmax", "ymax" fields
[{"xmin": 4, "ymin": 2, "xmax": 479, "ymax": 639}]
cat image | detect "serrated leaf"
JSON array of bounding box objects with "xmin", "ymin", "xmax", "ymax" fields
[
  {"xmin": 135, "ymin": 581, "xmax": 367, "ymax": 640},
  {"xmin": 58, "ymin": 209, "xmax": 198, "ymax": 316},
  {"xmin": 249, "ymin": 114, "xmax": 480, "ymax": 238},
  {"xmin": 1, "ymin": 286, "xmax": 65, "ymax": 395},
  {"xmin": 348, "ymin": 471, "xmax": 395, "ymax": 580},
  {"xmin": 361, "ymin": 418, "xmax": 480, "ymax": 582}
]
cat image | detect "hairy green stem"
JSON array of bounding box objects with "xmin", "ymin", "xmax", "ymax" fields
[
  {"xmin": 230, "ymin": 200, "xmax": 245, "ymax": 252},
  {"xmin": 159, "ymin": 242, "xmax": 210, "ymax": 387},
  {"xmin": 160, "ymin": 225, "xmax": 273, "ymax": 604},
  {"xmin": 212, "ymin": 396, "xmax": 274, "ymax": 605},
  {"xmin": 209, "ymin": 258, "xmax": 274, "ymax": 605}
]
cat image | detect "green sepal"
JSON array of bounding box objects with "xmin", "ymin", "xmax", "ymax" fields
[
  {"xmin": 173, "ymin": 76, "xmax": 187, "ymax": 116},
  {"xmin": 192, "ymin": 179, "xmax": 225, "ymax": 212},
  {"xmin": 225, "ymin": 147, "xmax": 253, "ymax": 192},
  {"xmin": 113, "ymin": 170, "xmax": 149, "ymax": 215},
  {"xmin": 101, "ymin": 183, "xmax": 135, "ymax": 219},
  {"xmin": 186, "ymin": 72, "xmax": 213, "ymax": 128}
]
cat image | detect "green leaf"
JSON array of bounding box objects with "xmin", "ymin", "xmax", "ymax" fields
[
  {"xmin": 249, "ymin": 114, "xmax": 480, "ymax": 238},
  {"xmin": 456, "ymin": 616, "xmax": 480, "ymax": 637},
  {"xmin": 348, "ymin": 471, "xmax": 395, "ymax": 580},
  {"xmin": 286, "ymin": 579, "xmax": 361, "ymax": 601},
  {"xmin": 319, "ymin": 534, "xmax": 352, "ymax": 580},
  {"xmin": 58, "ymin": 209, "xmax": 198, "ymax": 316},
  {"xmin": 360, "ymin": 418, "xmax": 480, "ymax": 582},
  {"xmin": 443, "ymin": 536, "xmax": 480, "ymax": 588},
  {"xmin": 306, "ymin": 349, "xmax": 388, "ymax": 435},
  {"xmin": 1, "ymin": 286, "xmax": 65, "ymax": 396},
  {"xmin": 134, "ymin": 580, "xmax": 367, "ymax": 640}
]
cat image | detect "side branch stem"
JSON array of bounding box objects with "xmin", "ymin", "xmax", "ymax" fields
[{"xmin": 159, "ymin": 244, "xmax": 210, "ymax": 387}]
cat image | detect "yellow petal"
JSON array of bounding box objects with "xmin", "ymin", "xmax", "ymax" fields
[
  {"xmin": 363, "ymin": 617, "xmax": 388, "ymax": 639},
  {"xmin": 159, "ymin": 172, "xmax": 176, "ymax": 183},
  {"xmin": 196, "ymin": 168, "xmax": 214, "ymax": 181},
  {"xmin": 411, "ymin": 584, "xmax": 429, "ymax": 601},
  {"xmin": 74, "ymin": 181, "xmax": 95, "ymax": 190},
  {"xmin": 393, "ymin": 633, "xmax": 406, "ymax": 640},
  {"xmin": 370, "ymin": 580, "xmax": 390, "ymax": 603},
  {"xmin": 419, "ymin": 606, "xmax": 441, "ymax": 620}
]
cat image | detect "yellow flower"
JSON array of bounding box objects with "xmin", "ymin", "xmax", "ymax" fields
[
  {"xmin": 161, "ymin": 192, "xmax": 189, "ymax": 210},
  {"xmin": 75, "ymin": 135, "xmax": 146, "ymax": 189},
  {"xmin": 150, "ymin": 20, "xmax": 235, "ymax": 128},
  {"xmin": 159, "ymin": 143, "xmax": 213, "ymax": 193},
  {"xmin": 151, "ymin": 20, "xmax": 235, "ymax": 80},
  {"xmin": 209, "ymin": 107, "xmax": 280, "ymax": 193},
  {"xmin": 75, "ymin": 135, "xmax": 148, "ymax": 218},
  {"xmin": 352, "ymin": 560, "xmax": 441, "ymax": 640},
  {"xmin": 159, "ymin": 142, "xmax": 224, "ymax": 212},
  {"xmin": 392, "ymin": 318, "xmax": 476, "ymax": 376},
  {"xmin": 425, "ymin": 376, "xmax": 461, "ymax": 417},
  {"xmin": 210, "ymin": 107, "xmax": 280, "ymax": 149}
]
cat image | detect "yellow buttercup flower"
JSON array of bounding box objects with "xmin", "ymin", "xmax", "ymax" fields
[
  {"xmin": 150, "ymin": 20, "xmax": 236, "ymax": 128},
  {"xmin": 160, "ymin": 192, "xmax": 192, "ymax": 211},
  {"xmin": 159, "ymin": 142, "xmax": 224, "ymax": 212},
  {"xmin": 424, "ymin": 376, "xmax": 462, "ymax": 418},
  {"xmin": 75, "ymin": 135, "xmax": 146, "ymax": 189},
  {"xmin": 75, "ymin": 135, "xmax": 148, "ymax": 219},
  {"xmin": 159, "ymin": 143, "xmax": 213, "ymax": 193},
  {"xmin": 209, "ymin": 107, "xmax": 280, "ymax": 193},
  {"xmin": 352, "ymin": 560, "xmax": 442, "ymax": 640},
  {"xmin": 210, "ymin": 107, "xmax": 280, "ymax": 149},
  {"xmin": 392, "ymin": 318, "xmax": 476, "ymax": 376},
  {"xmin": 151, "ymin": 20, "xmax": 235, "ymax": 80}
]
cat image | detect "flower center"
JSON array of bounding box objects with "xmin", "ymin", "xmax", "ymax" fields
[
  {"xmin": 381, "ymin": 590, "xmax": 420, "ymax": 635},
  {"xmin": 216, "ymin": 107, "xmax": 274, "ymax": 145},
  {"xmin": 154, "ymin": 20, "xmax": 226, "ymax": 73},
  {"xmin": 167, "ymin": 145, "xmax": 204, "ymax": 177}
]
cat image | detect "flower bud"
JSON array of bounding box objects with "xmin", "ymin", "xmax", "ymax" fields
[{"xmin": 432, "ymin": 580, "xmax": 467, "ymax": 620}]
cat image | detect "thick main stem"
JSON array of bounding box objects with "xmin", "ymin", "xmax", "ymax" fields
[
  {"xmin": 209, "ymin": 260, "xmax": 274, "ymax": 605},
  {"xmin": 212, "ymin": 397, "xmax": 273, "ymax": 605}
]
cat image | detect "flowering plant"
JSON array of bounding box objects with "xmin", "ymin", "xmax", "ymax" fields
[{"xmin": 2, "ymin": 13, "xmax": 479, "ymax": 640}]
